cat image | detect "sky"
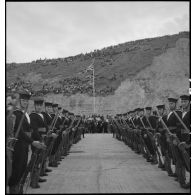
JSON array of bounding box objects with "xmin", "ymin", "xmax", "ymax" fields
[{"xmin": 6, "ymin": 2, "xmax": 189, "ymax": 63}]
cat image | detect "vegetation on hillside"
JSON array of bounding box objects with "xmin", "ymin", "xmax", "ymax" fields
[{"xmin": 6, "ymin": 31, "xmax": 189, "ymax": 98}]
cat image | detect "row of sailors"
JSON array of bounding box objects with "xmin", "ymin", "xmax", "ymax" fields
[
  {"xmin": 6, "ymin": 89, "xmax": 85, "ymax": 194},
  {"xmin": 110, "ymin": 95, "xmax": 191, "ymax": 189}
]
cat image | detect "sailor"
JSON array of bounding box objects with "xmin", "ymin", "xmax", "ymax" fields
[
  {"xmin": 142, "ymin": 107, "xmax": 158, "ymax": 164},
  {"xmin": 178, "ymin": 95, "xmax": 191, "ymax": 189},
  {"xmin": 61, "ymin": 109, "xmax": 70, "ymax": 156},
  {"xmin": 49, "ymin": 104, "xmax": 62, "ymax": 167},
  {"xmin": 165, "ymin": 97, "xmax": 182, "ymax": 179},
  {"xmin": 8, "ymin": 90, "xmax": 44, "ymax": 194},
  {"xmin": 39, "ymin": 102, "xmax": 54, "ymax": 175},
  {"xmin": 179, "ymin": 95, "xmax": 191, "ymax": 153},
  {"xmin": 6, "ymin": 92, "xmax": 17, "ymax": 185},
  {"xmin": 29, "ymin": 97, "xmax": 47, "ymax": 188},
  {"xmin": 155, "ymin": 104, "xmax": 167, "ymax": 170}
]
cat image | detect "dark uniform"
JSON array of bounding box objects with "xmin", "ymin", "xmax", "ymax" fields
[
  {"xmin": 41, "ymin": 107, "xmax": 53, "ymax": 154},
  {"xmin": 141, "ymin": 108, "xmax": 158, "ymax": 164},
  {"xmin": 30, "ymin": 112, "xmax": 48, "ymax": 144},
  {"xmin": 6, "ymin": 105, "xmax": 16, "ymax": 185},
  {"xmin": 179, "ymin": 95, "xmax": 191, "ymax": 157},
  {"xmin": 178, "ymin": 95, "xmax": 191, "ymax": 188},
  {"xmin": 49, "ymin": 105, "xmax": 63, "ymax": 166},
  {"xmin": 180, "ymin": 110, "xmax": 191, "ymax": 156},
  {"xmin": 8, "ymin": 91, "xmax": 33, "ymax": 194},
  {"xmin": 60, "ymin": 110, "xmax": 70, "ymax": 156},
  {"xmin": 56, "ymin": 110, "xmax": 69, "ymax": 159},
  {"xmin": 136, "ymin": 109, "xmax": 153, "ymax": 160},
  {"xmin": 29, "ymin": 97, "xmax": 48, "ymax": 188},
  {"xmin": 42, "ymin": 104, "xmax": 53, "ymax": 128},
  {"xmin": 131, "ymin": 109, "xmax": 141, "ymax": 153},
  {"xmin": 163, "ymin": 97, "xmax": 183, "ymax": 179},
  {"xmin": 41, "ymin": 102, "xmax": 55, "ymax": 171},
  {"xmin": 155, "ymin": 105, "xmax": 167, "ymax": 157}
]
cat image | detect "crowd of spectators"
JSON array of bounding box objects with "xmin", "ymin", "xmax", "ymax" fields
[
  {"xmin": 8, "ymin": 32, "xmax": 184, "ymax": 97},
  {"xmin": 27, "ymin": 32, "xmax": 157, "ymax": 66},
  {"xmin": 6, "ymin": 36, "xmax": 145, "ymax": 97},
  {"xmin": 7, "ymin": 76, "xmax": 115, "ymax": 97},
  {"xmin": 85, "ymin": 114, "xmax": 110, "ymax": 133}
]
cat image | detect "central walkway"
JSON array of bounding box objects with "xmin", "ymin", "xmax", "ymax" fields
[{"xmin": 27, "ymin": 134, "xmax": 189, "ymax": 194}]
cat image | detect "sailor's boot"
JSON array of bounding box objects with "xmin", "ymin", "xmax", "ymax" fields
[
  {"xmin": 30, "ymin": 169, "xmax": 40, "ymax": 188},
  {"xmin": 151, "ymin": 154, "xmax": 158, "ymax": 165}
]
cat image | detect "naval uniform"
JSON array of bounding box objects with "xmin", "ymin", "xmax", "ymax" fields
[
  {"xmin": 29, "ymin": 111, "xmax": 48, "ymax": 187},
  {"xmin": 155, "ymin": 115, "xmax": 168, "ymax": 156},
  {"xmin": 51, "ymin": 115, "xmax": 63, "ymax": 156},
  {"xmin": 8, "ymin": 109, "xmax": 33, "ymax": 187},
  {"xmin": 180, "ymin": 110, "xmax": 191, "ymax": 156}
]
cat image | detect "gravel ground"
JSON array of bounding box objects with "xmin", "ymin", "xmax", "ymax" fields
[{"xmin": 27, "ymin": 133, "xmax": 190, "ymax": 194}]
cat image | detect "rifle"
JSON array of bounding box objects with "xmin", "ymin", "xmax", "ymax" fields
[
  {"xmin": 127, "ymin": 117, "xmax": 137, "ymax": 149},
  {"xmin": 123, "ymin": 118, "xmax": 135, "ymax": 146},
  {"xmin": 66, "ymin": 116, "xmax": 76, "ymax": 133},
  {"xmin": 145, "ymin": 116, "xmax": 155, "ymax": 131},
  {"xmin": 120, "ymin": 118, "xmax": 130, "ymax": 143},
  {"xmin": 55, "ymin": 116, "xmax": 70, "ymax": 159},
  {"xmin": 167, "ymin": 111, "xmax": 190, "ymax": 171},
  {"xmin": 155, "ymin": 108, "xmax": 181, "ymax": 172},
  {"xmin": 70, "ymin": 117, "xmax": 82, "ymax": 143},
  {"xmin": 65, "ymin": 116, "xmax": 77, "ymax": 149},
  {"xmin": 171, "ymin": 112, "xmax": 191, "ymax": 172},
  {"xmin": 178, "ymin": 141, "xmax": 190, "ymax": 172},
  {"xmin": 138, "ymin": 117, "xmax": 151, "ymax": 156},
  {"xmin": 7, "ymin": 106, "xmax": 29, "ymax": 152},
  {"xmin": 50, "ymin": 112, "xmax": 59, "ymax": 130},
  {"xmin": 155, "ymin": 109, "xmax": 171, "ymax": 135},
  {"xmin": 37, "ymin": 124, "xmax": 57, "ymax": 173},
  {"xmin": 155, "ymin": 111, "xmax": 178, "ymax": 163},
  {"xmin": 112, "ymin": 118, "xmax": 123, "ymax": 140},
  {"xmin": 144, "ymin": 116, "xmax": 164, "ymax": 165},
  {"xmin": 35, "ymin": 122, "xmax": 55, "ymax": 179},
  {"xmin": 140, "ymin": 117, "xmax": 147, "ymax": 129},
  {"xmin": 72, "ymin": 117, "xmax": 82, "ymax": 143},
  {"xmin": 121, "ymin": 118, "xmax": 129, "ymax": 143},
  {"xmin": 46, "ymin": 112, "xmax": 60, "ymax": 159},
  {"xmin": 19, "ymin": 148, "xmax": 39, "ymax": 194},
  {"xmin": 122, "ymin": 118, "xmax": 132, "ymax": 130},
  {"xmin": 173, "ymin": 110, "xmax": 190, "ymax": 134},
  {"xmin": 62, "ymin": 117, "xmax": 76, "ymax": 154}
]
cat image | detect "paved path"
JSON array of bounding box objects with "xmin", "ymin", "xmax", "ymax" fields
[{"xmin": 27, "ymin": 134, "xmax": 190, "ymax": 194}]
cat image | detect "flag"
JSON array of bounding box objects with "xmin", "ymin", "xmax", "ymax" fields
[
  {"xmin": 86, "ymin": 63, "xmax": 94, "ymax": 72},
  {"xmin": 85, "ymin": 58, "xmax": 95, "ymax": 72},
  {"xmin": 87, "ymin": 80, "xmax": 93, "ymax": 86},
  {"xmin": 86, "ymin": 74, "xmax": 93, "ymax": 79}
]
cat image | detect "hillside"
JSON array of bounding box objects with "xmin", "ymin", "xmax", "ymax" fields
[
  {"xmin": 6, "ymin": 32, "xmax": 189, "ymax": 95},
  {"xmin": 6, "ymin": 32, "xmax": 190, "ymax": 115}
]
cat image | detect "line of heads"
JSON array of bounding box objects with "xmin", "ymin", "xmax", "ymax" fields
[
  {"xmin": 7, "ymin": 89, "xmax": 190, "ymax": 117},
  {"xmin": 115, "ymin": 95, "xmax": 191, "ymax": 118},
  {"xmin": 6, "ymin": 89, "xmax": 81, "ymax": 117}
]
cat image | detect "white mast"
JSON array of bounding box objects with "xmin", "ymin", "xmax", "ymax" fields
[{"xmin": 92, "ymin": 58, "xmax": 95, "ymax": 114}]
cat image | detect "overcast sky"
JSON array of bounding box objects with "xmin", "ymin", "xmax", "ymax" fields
[{"xmin": 6, "ymin": 2, "xmax": 189, "ymax": 63}]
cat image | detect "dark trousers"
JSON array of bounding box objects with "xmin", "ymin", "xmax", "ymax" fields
[
  {"xmin": 8, "ymin": 142, "xmax": 29, "ymax": 187},
  {"xmin": 51, "ymin": 133, "xmax": 62, "ymax": 155},
  {"xmin": 82, "ymin": 129, "xmax": 85, "ymax": 138}
]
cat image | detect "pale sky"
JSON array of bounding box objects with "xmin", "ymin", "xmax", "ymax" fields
[{"xmin": 6, "ymin": 2, "xmax": 189, "ymax": 63}]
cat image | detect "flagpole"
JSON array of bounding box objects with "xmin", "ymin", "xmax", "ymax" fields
[{"xmin": 92, "ymin": 58, "xmax": 95, "ymax": 114}]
